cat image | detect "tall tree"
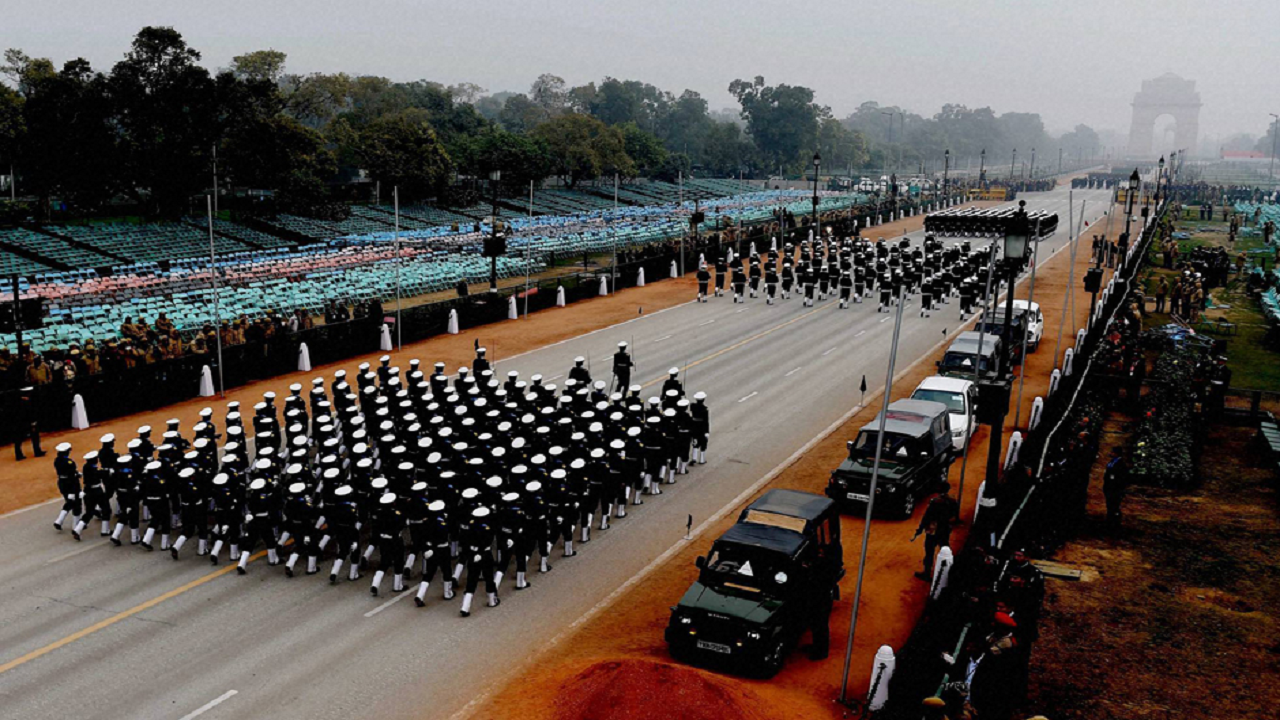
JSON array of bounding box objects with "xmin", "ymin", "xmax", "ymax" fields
[
  {"xmin": 728, "ymin": 76, "xmax": 828, "ymax": 173},
  {"xmin": 532, "ymin": 113, "xmax": 633, "ymax": 186},
  {"xmin": 108, "ymin": 27, "xmax": 219, "ymax": 216},
  {"xmin": 353, "ymin": 110, "xmax": 453, "ymax": 200},
  {"xmin": 230, "ymin": 49, "xmax": 287, "ymax": 84}
]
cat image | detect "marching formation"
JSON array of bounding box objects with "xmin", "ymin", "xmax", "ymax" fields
[
  {"xmin": 49, "ymin": 345, "xmax": 711, "ymax": 617},
  {"xmin": 695, "ymin": 228, "xmax": 1006, "ymax": 319}
]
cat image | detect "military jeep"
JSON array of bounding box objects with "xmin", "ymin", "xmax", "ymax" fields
[{"xmin": 665, "ymin": 489, "xmax": 844, "ymax": 677}]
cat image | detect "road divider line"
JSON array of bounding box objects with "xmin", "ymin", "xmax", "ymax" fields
[
  {"xmin": 547, "ymin": 374, "xmax": 562, "ymax": 381},
  {"xmin": 0, "ymin": 498, "xmax": 59, "ymax": 520},
  {"xmin": 364, "ymin": 591, "xmax": 412, "ymax": 618},
  {"xmin": 698, "ymin": 319, "xmax": 716, "ymax": 327},
  {"xmin": 654, "ymin": 334, "xmax": 673, "ymax": 343},
  {"xmin": 0, "ymin": 550, "xmax": 268, "ymax": 676},
  {"xmin": 855, "ymin": 330, "xmax": 866, "ymax": 337},
  {"xmin": 880, "ymin": 316, "xmax": 890, "ymax": 323},
  {"xmin": 822, "ymin": 347, "xmax": 837, "ymax": 356},
  {"xmin": 784, "ymin": 367, "xmax": 802, "ymax": 377},
  {"xmin": 178, "ymin": 689, "xmax": 238, "ymax": 720},
  {"xmin": 737, "ymin": 391, "xmax": 759, "ymax": 403},
  {"xmin": 45, "ymin": 542, "xmax": 104, "ymax": 565}
]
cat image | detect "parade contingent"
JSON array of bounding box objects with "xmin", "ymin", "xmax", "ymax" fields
[
  {"xmin": 48, "ymin": 345, "xmax": 711, "ymax": 617},
  {"xmin": 696, "ymin": 225, "xmax": 1007, "ymax": 320}
]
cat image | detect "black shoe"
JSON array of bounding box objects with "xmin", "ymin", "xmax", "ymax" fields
[
  {"xmin": 111, "ymin": 536, "xmax": 121, "ymax": 547},
  {"xmin": 370, "ymin": 586, "xmax": 378, "ymax": 597},
  {"xmin": 54, "ymin": 522, "xmax": 62, "ymax": 531},
  {"xmin": 285, "ymin": 565, "xmax": 294, "ymax": 578},
  {"xmin": 34, "ymin": 451, "xmax": 47, "ymax": 458},
  {"xmin": 170, "ymin": 548, "xmax": 179, "ymax": 561},
  {"xmin": 414, "ymin": 597, "xmax": 425, "ymax": 608},
  {"xmin": 142, "ymin": 542, "xmax": 153, "ymax": 552},
  {"xmin": 913, "ymin": 571, "xmax": 930, "ymax": 580},
  {"xmin": 460, "ymin": 609, "xmax": 470, "ymax": 618},
  {"xmin": 330, "ymin": 574, "xmax": 338, "ymax": 585},
  {"xmin": 209, "ymin": 554, "xmax": 218, "ymax": 565},
  {"xmin": 72, "ymin": 530, "xmax": 82, "ymax": 542},
  {"xmin": 236, "ymin": 566, "xmax": 247, "ymax": 575}
]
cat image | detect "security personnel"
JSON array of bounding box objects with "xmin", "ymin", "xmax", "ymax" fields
[
  {"xmin": 53, "ymin": 443, "xmax": 81, "ymax": 532},
  {"xmin": 73, "ymin": 451, "xmax": 113, "ymax": 541},
  {"xmin": 838, "ymin": 271, "xmax": 854, "ymax": 309},
  {"xmin": 690, "ymin": 392, "xmax": 710, "ymax": 465},
  {"xmin": 238, "ymin": 478, "xmax": 281, "ymax": 574},
  {"xmin": 110, "ymin": 454, "xmax": 141, "ymax": 546},
  {"xmin": 328, "ymin": 485, "xmax": 364, "ymax": 584},
  {"xmin": 170, "ymin": 467, "xmax": 209, "ymax": 560},
  {"xmin": 731, "ymin": 265, "xmax": 747, "ymax": 303},
  {"xmin": 414, "ymin": 500, "xmax": 455, "ymax": 606},
  {"xmin": 494, "ymin": 491, "xmax": 532, "ymax": 591},
  {"xmin": 282, "ymin": 482, "xmax": 321, "ymax": 576},
  {"xmin": 207, "ymin": 472, "xmax": 242, "ymax": 564},
  {"xmin": 458, "ymin": 506, "xmax": 501, "ymax": 617},
  {"xmin": 473, "ymin": 347, "xmax": 491, "ymax": 376},
  {"xmin": 913, "ymin": 482, "xmax": 959, "ymax": 579},
  {"xmin": 611, "ymin": 342, "xmax": 634, "ymax": 394},
  {"xmin": 696, "ymin": 263, "xmax": 711, "ymax": 302},
  {"xmin": 369, "ymin": 492, "xmax": 407, "ymax": 596},
  {"xmin": 139, "ymin": 461, "xmax": 173, "ymax": 552}
]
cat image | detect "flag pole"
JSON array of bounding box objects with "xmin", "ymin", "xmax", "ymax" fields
[{"xmin": 207, "ymin": 195, "xmax": 225, "ymax": 398}]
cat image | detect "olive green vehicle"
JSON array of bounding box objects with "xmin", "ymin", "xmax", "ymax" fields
[{"xmin": 665, "ymin": 490, "xmax": 844, "ymax": 677}]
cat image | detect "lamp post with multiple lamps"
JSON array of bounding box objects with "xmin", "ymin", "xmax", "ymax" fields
[
  {"xmin": 486, "ymin": 169, "xmax": 504, "ymax": 292},
  {"xmin": 943, "ymin": 149, "xmax": 950, "ymax": 206},
  {"xmin": 979, "ymin": 200, "xmax": 1032, "ymax": 514},
  {"xmin": 811, "ymin": 152, "xmax": 822, "ymax": 236}
]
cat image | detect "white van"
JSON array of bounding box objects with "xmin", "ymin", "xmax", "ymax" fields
[
  {"xmin": 988, "ymin": 300, "xmax": 1044, "ymax": 351},
  {"xmin": 910, "ymin": 375, "xmax": 978, "ymax": 450}
]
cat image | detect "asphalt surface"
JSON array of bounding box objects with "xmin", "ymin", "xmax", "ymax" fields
[{"xmin": 0, "ymin": 187, "xmax": 1114, "ymax": 720}]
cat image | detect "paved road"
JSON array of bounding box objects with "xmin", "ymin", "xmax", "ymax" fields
[{"xmin": 0, "ymin": 187, "xmax": 1113, "ymax": 720}]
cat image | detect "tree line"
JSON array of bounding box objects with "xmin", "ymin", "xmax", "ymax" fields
[{"xmin": 0, "ymin": 26, "xmax": 1104, "ymax": 221}]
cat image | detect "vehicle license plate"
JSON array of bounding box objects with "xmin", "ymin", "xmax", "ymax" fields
[
  {"xmin": 697, "ymin": 640, "xmax": 732, "ymax": 654},
  {"xmin": 847, "ymin": 493, "xmax": 870, "ymax": 502}
]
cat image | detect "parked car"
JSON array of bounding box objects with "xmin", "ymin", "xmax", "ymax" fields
[
  {"xmin": 825, "ymin": 399, "xmax": 955, "ymax": 518},
  {"xmin": 986, "ymin": 300, "xmax": 1044, "ymax": 351},
  {"xmin": 937, "ymin": 331, "xmax": 1005, "ymax": 380},
  {"xmin": 665, "ymin": 490, "xmax": 845, "ymax": 677},
  {"xmin": 911, "ymin": 375, "xmax": 978, "ymax": 451}
]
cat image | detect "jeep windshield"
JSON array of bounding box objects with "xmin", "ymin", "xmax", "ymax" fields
[
  {"xmin": 939, "ymin": 351, "xmax": 993, "ymax": 375},
  {"xmin": 849, "ymin": 429, "xmax": 921, "ymax": 467},
  {"xmin": 702, "ymin": 544, "xmax": 789, "ymax": 596}
]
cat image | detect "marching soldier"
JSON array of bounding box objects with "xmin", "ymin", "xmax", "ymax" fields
[
  {"xmin": 494, "ymin": 490, "xmax": 532, "ymax": 591},
  {"xmin": 369, "ymin": 492, "xmax": 407, "ymax": 596},
  {"xmin": 612, "ymin": 341, "xmax": 634, "ymax": 394},
  {"xmin": 696, "ymin": 263, "xmax": 711, "ymax": 302},
  {"xmin": 328, "ymin": 485, "xmax": 364, "ymax": 584},
  {"xmin": 53, "ymin": 443, "xmax": 81, "ymax": 532},
  {"xmin": 109, "ymin": 454, "xmax": 140, "ymax": 546},
  {"xmin": 72, "ymin": 451, "xmax": 113, "ymax": 541},
  {"xmin": 690, "ymin": 392, "xmax": 710, "ymax": 465},
  {"xmin": 458, "ymin": 506, "xmax": 501, "ymax": 617},
  {"xmin": 714, "ymin": 254, "xmax": 728, "ymax": 297},
  {"xmin": 731, "ymin": 265, "xmax": 747, "ymax": 303},
  {"xmin": 662, "ymin": 367, "xmax": 684, "ymax": 398},
  {"xmin": 838, "ymin": 270, "xmax": 854, "ymax": 309},
  {"xmin": 765, "ymin": 265, "xmax": 779, "ymax": 305},
  {"xmin": 208, "ymin": 471, "xmax": 243, "ymax": 565},
  {"xmin": 748, "ymin": 259, "xmax": 761, "ymax": 299},
  {"xmin": 473, "ymin": 347, "xmax": 491, "ymax": 376},
  {"xmin": 170, "ymin": 467, "xmax": 210, "ymax": 559},
  {"xmin": 139, "ymin": 461, "xmax": 173, "ymax": 552},
  {"xmin": 238, "ymin": 478, "xmax": 280, "ymax": 574},
  {"xmin": 282, "ymin": 481, "xmax": 321, "ymax": 576},
  {"xmin": 569, "ymin": 356, "xmax": 591, "ymax": 385},
  {"xmin": 414, "ymin": 499, "xmax": 455, "ymax": 606}
]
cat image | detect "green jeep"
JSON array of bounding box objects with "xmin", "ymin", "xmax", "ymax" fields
[{"xmin": 665, "ymin": 489, "xmax": 844, "ymax": 677}]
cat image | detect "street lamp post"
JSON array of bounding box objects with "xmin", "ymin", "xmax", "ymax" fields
[
  {"xmin": 943, "ymin": 149, "xmax": 950, "ymax": 206},
  {"xmin": 1010, "ymin": 148, "xmax": 1017, "ymax": 182},
  {"xmin": 488, "ymin": 169, "xmax": 502, "ymax": 292},
  {"xmin": 811, "ymin": 152, "xmax": 822, "ymax": 235},
  {"xmin": 1155, "ymin": 156, "xmax": 1165, "ymax": 206},
  {"xmin": 1270, "ymin": 114, "xmax": 1278, "ymax": 185},
  {"xmin": 1029, "ymin": 147, "xmax": 1036, "ymax": 181},
  {"xmin": 979, "ymin": 148, "xmax": 986, "ymax": 187},
  {"xmin": 980, "ymin": 201, "xmax": 1032, "ymax": 527},
  {"xmin": 1123, "ymin": 168, "xmax": 1138, "ymax": 264}
]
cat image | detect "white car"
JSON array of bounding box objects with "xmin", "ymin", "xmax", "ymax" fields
[
  {"xmin": 910, "ymin": 376, "xmax": 978, "ymax": 451},
  {"xmin": 993, "ymin": 300, "xmax": 1044, "ymax": 351}
]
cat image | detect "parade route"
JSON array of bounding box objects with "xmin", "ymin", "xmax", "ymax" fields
[{"xmin": 0, "ymin": 187, "xmax": 1113, "ymax": 720}]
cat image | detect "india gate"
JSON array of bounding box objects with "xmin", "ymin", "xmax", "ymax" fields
[{"xmin": 1127, "ymin": 73, "xmax": 1201, "ymax": 158}]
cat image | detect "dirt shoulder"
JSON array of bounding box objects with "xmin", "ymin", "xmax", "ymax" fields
[
  {"xmin": 469, "ymin": 200, "xmax": 1119, "ymax": 720},
  {"xmin": 0, "ymin": 202, "xmax": 985, "ymax": 517},
  {"xmin": 1024, "ymin": 419, "xmax": 1280, "ymax": 719}
]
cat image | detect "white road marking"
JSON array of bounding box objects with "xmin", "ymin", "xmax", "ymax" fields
[
  {"xmin": 654, "ymin": 334, "xmax": 673, "ymax": 343},
  {"xmin": 734, "ymin": 308, "xmax": 745, "ymax": 314},
  {"xmin": 822, "ymin": 347, "xmax": 837, "ymax": 356},
  {"xmin": 178, "ymin": 690, "xmax": 238, "ymax": 720},
  {"xmin": 698, "ymin": 319, "xmax": 716, "ymax": 327},
  {"xmin": 784, "ymin": 367, "xmax": 802, "ymax": 377},
  {"xmin": 855, "ymin": 330, "xmax": 867, "ymax": 337},
  {"xmin": 737, "ymin": 391, "xmax": 758, "ymax": 403},
  {"xmin": 547, "ymin": 374, "xmax": 563, "ymax": 381},
  {"xmin": 880, "ymin": 317, "xmax": 890, "ymax": 323},
  {"xmin": 45, "ymin": 542, "xmax": 104, "ymax": 565},
  {"xmin": 0, "ymin": 498, "xmax": 58, "ymax": 520},
  {"xmin": 364, "ymin": 591, "xmax": 413, "ymax": 618}
]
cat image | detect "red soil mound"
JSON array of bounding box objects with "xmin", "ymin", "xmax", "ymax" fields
[{"xmin": 552, "ymin": 659, "xmax": 766, "ymax": 720}]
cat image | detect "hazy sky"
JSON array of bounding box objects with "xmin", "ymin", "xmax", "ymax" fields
[{"xmin": 7, "ymin": 0, "xmax": 1278, "ymax": 142}]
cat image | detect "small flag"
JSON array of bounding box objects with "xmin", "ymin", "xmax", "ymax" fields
[{"xmin": 860, "ymin": 375, "xmax": 867, "ymax": 394}]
